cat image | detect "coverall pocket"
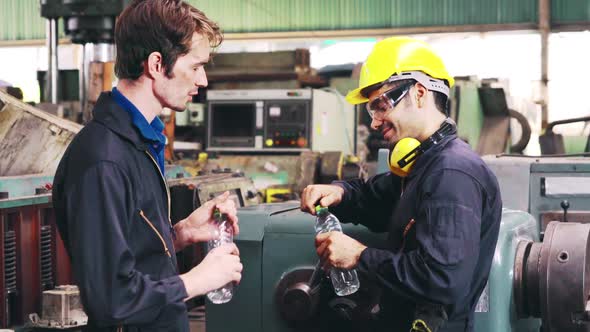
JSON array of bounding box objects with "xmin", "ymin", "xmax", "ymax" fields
[{"xmin": 425, "ymin": 203, "xmax": 480, "ymax": 266}]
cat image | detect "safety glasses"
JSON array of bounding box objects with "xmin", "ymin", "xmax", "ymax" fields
[{"xmin": 366, "ymin": 83, "xmax": 413, "ymax": 120}]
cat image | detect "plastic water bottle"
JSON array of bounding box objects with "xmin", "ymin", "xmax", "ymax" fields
[
  {"xmin": 206, "ymin": 208, "xmax": 234, "ymax": 304},
  {"xmin": 314, "ymin": 206, "xmax": 360, "ymax": 296}
]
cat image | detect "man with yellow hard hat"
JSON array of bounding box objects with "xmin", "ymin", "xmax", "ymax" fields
[{"xmin": 301, "ymin": 37, "xmax": 502, "ymax": 332}]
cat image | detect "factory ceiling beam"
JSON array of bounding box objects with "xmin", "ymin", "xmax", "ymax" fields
[
  {"xmin": 0, "ymin": 23, "xmax": 545, "ymax": 46},
  {"xmin": 2, "ymin": 21, "xmax": 590, "ymax": 46},
  {"xmin": 223, "ymin": 24, "xmax": 540, "ymax": 41}
]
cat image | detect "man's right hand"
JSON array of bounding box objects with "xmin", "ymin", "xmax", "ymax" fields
[
  {"xmin": 300, "ymin": 184, "xmax": 345, "ymax": 215},
  {"xmin": 180, "ymin": 243, "xmax": 242, "ymax": 300}
]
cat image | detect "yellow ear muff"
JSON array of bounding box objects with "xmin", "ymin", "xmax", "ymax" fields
[{"xmin": 389, "ymin": 137, "xmax": 421, "ymax": 177}]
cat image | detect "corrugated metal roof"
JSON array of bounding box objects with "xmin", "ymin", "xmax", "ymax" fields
[
  {"xmin": 0, "ymin": 0, "xmax": 587, "ymax": 42},
  {"xmin": 0, "ymin": 0, "xmax": 66, "ymax": 41},
  {"xmin": 552, "ymin": 0, "xmax": 590, "ymax": 23},
  {"xmin": 189, "ymin": 0, "xmax": 539, "ymax": 31},
  {"xmin": 1, "ymin": 0, "xmax": 42, "ymax": 40}
]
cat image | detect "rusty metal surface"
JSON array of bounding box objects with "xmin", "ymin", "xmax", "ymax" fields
[
  {"xmin": 206, "ymin": 155, "xmax": 301, "ymax": 189},
  {"xmin": 294, "ymin": 151, "xmax": 320, "ymax": 193},
  {"xmin": 476, "ymin": 116, "xmax": 510, "ymax": 155},
  {"xmin": 0, "ymin": 194, "xmax": 73, "ymax": 328},
  {"xmin": 0, "ymin": 90, "xmax": 81, "ymax": 176},
  {"xmin": 0, "ymin": 199, "xmax": 73, "ymax": 328},
  {"xmin": 319, "ymin": 151, "xmax": 343, "ymax": 184}
]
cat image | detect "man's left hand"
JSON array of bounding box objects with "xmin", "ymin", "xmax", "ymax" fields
[
  {"xmin": 315, "ymin": 232, "xmax": 367, "ymax": 270},
  {"xmin": 174, "ymin": 191, "xmax": 239, "ymax": 251}
]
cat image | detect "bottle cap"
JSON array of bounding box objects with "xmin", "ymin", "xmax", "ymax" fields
[
  {"xmin": 315, "ymin": 205, "xmax": 329, "ymax": 214},
  {"xmin": 214, "ymin": 208, "xmax": 222, "ymax": 220}
]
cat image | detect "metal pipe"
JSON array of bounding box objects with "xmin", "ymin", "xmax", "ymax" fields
[
  {"xmin": 91, "ymin": 43, "xmax": 115, "ymax": 63},
  {"xmin": 81, "ymin": 43, "xmax": 116, "ymax": 122},
  {"xmin": 539, "ymin": 0, "xmax": 550, "ymax": 129},
  {"xmin": 45, "ymin": 19, "xmax": 52, "ymax": 102},
  {"xmin": 79, "ymin": 43, "xmax": 87, "ymax": 117},
  {"xmin": 49, "ymin": 18, "xmax": 59, "ymax": 104}
]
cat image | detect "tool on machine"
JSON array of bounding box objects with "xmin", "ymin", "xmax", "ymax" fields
[
  {"xmin": 314, "ymin": 206, "xmax": 360, "ymax": 296},
  {"xmin": 539, "ymin": 115, "xmax": 590, "ymax": 155},
  {"xmin": 206, "ymin": 208, "xmax": 235, "ymax": 304}
]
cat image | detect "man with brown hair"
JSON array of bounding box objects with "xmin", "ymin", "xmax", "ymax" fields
[{"xmin": 52, "ymin": 1, "xmax": 242, "ymax": 330}]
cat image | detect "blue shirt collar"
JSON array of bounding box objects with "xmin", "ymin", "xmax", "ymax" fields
[{"xmin": 111, "ymin": 87, "xmax": 166, "ymax": 145}]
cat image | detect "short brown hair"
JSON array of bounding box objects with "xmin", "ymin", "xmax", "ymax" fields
[{"xmin": 115, "ymin": 0, "xmax": 223, "ymax": 80}]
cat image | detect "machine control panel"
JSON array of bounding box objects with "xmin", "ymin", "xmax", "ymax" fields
[
  {"xmin": 206, "ymin": 89, "xmax": 355, "ymax": 154},
  {"xmin": 264, "ymin": 101, "xmax": 309, "ymax": 149}
]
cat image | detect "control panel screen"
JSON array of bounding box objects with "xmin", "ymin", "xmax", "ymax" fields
[{"xmin": 209, "ymin": 103, "xmax": 256, "ymax": 147}]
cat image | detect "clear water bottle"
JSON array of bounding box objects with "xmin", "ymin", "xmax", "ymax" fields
[
  {"xmin": 314, "ymin": 206, "xmax": 360, "ymax": 296},
  {"xmin": 206, "ymin": 208, "xmax": 234, "ymax": 304}
]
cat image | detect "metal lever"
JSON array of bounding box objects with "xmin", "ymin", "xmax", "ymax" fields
[
  {"xmin": 561, "ymin": 200, "xmax": 570, "ymax": 223},
  {"xmin": 307, "ymin": 260, "xmax": 324, "ymax": 295}
]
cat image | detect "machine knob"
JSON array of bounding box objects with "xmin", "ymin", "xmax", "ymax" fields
[
  {"xmin": 280, "ymin": 282, "xmax": 319, "ymax": 322},
  {"xmin": 561, "ymin": 200, "xmax": 570, "ymax": 222},
  {"xmin": 329, "ymin": 298, "xmax": 357, "ymax": 321}
]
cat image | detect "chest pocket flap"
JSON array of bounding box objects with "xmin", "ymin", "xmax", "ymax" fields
[{"xmin": 417, "ymin": 201, "xmax": 481, "ymax": 266}]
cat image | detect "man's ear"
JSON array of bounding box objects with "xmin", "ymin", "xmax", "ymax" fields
[
  {"xmin": 414, "ymin": 82, "xmax": 428, "ymax": 108},
  {"xmin": 146, "ymin": 51, "xmax": 164, "ymax": 79},
  {"xmin": 414, "ymin": 82, "xmax": 427, "ymax": 98}
]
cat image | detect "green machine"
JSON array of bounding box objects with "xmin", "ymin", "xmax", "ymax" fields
[
  {"xmin": 206, "ymin": 203, "xmax": 388, "ymax": 332},
  {"xmin": 207, "ymin": 155, "xmax": 590, "ymax": 332}
]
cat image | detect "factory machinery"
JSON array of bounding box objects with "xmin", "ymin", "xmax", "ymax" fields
[
  {"xmin": 3, "ymin": 84, "xmax": 590, "ymax": 331},
  {"xmin": 2, "ymin": 151, "xmax": 590, "ymax": 331},
  {"xmin": 206, "ymin": 154, "xmax": 590, "ymax": 332},
  {"xmin": 2, "ymin": 123, "xmax": 590, "ymax": 331},
  {"xmin": 0, "ymin": 167, "xmax": 259, "ymax": 329}
]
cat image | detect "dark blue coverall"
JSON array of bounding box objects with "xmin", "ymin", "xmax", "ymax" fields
[
  {"xmin": 53, "ymin": 92, "xmax": 188, "ymax": 331},
  {"xmin": 331, "ymin": 128, "xmax": 502, "ymax": 332}
]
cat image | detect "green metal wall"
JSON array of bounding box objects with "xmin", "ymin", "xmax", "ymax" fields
[
  {"xmin": 0, "ymin": 0, "xmax": 53, "ymax": 41},
  {"xmin": 190, "ymin": 0, "xmax": 538, "ymax": 32},
  {"xmin": 552, "ymin": 0, "xmax": 590, "ymax": 23},
  {"xmin": 0, "ymin": 0, "xmax": 588, "ymax": 42}
]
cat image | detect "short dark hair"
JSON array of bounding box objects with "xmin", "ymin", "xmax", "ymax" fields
[
  {"xmin": 433, "ymin": 91, "xmax": 449, "ymax": 116},
  {"xmin": 114, "ymin": 0, "xmax": 223, "ymax": 80}
]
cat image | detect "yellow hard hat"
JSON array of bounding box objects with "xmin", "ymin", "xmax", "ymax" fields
[{"xmin": 346, "ymin": 36, "xmax": 454, "ymax": 105}]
